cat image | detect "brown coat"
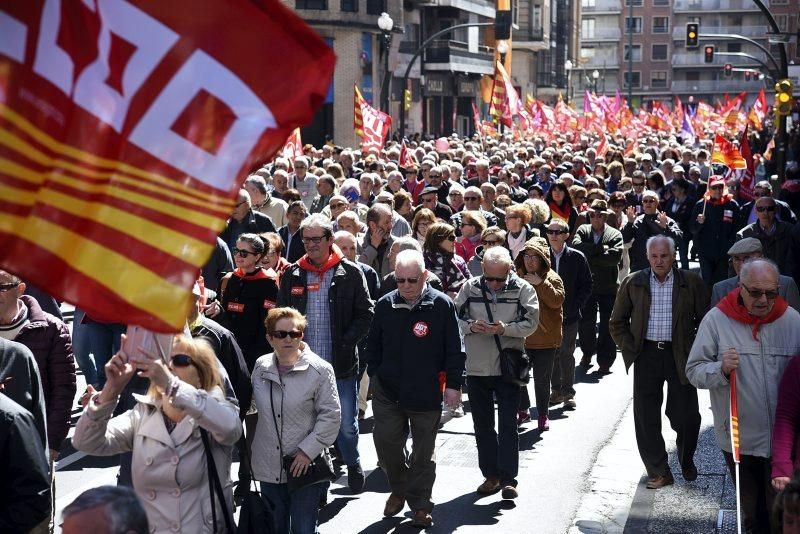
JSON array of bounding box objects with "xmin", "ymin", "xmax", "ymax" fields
[
  {"xmin": 609, "ymin": 267, "xmax": 709, "ymax": 384},
  {"xmin": 516, "ymin": 237, "xmax": 565, "ymax": 349}
]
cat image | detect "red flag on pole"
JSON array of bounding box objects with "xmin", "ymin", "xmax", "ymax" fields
[
  {"xmin": 738, "ymin": 125, "xmax": 756, "ymax": 201},
  {"xmin": 0, "ymin": 1, "xmax": 334, "ymax": 332},
  {"xmin": 354, "ymin": 85, "xmax": 391, "ymax": 154},
  {"xmin": 712, "ymin": 135, "xmax": 747, "ymax": 170},
  {"xmin": 281, "ymin": 128, "xmax": 303, "ymax": 161}
]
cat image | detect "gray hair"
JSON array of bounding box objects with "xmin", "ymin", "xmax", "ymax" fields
[
  {"xmin": 483, "ymin": 246, "xmax": 513, "ymax": 267},
  {"xmin": 366, "ymin": 202, "xmax": 392, "ymax": 225},
  {"xmin": 336, "ymin": 210, "xmax": 360, "ymax": 226},
  {"xmin": 300, "ymin": 213, "xmax": 333, "ymax": 237},
  {"xmin": 642, "ymin": 190, "xmax": 660, "ymax": 201},
  {"xmin": 244, "ymin": 175, "xmax": 268, "ymax": 195},
  {"xmin": 646, "ymin": 235, "xmax": 675, "ymax": 256},
  {"xmin": 62, "ymin": 486, "xmax": 148, "ymax": 534},
  {"xmin": 395, "ymin": 249, "xmax": 425, "ymax": 273},
  {"xmin": 740, "ymin": 258, "xmax": 780, "ymax": 285},
  {"xmin": 391, "ymin": 236, "xmax": 423, "ymax": 254}
]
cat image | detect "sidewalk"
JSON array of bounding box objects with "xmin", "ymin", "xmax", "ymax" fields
[{"xmin": 570, "ymin": 389, "xmax": 738, "ymax": 534}]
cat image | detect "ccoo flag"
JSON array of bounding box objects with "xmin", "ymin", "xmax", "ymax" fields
[{"xmin": 0, "ymin": 1, "xmax": 335, "ymax": 332}]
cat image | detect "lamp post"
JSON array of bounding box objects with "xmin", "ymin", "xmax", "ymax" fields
[
  {"xmin": 497, "ymin": 39, "xmax": 509, "ymax": 68},
  {"xmin": 592, "ymin": 69, "xmax": 600, "ymax": 94},
  {"xmin": 564, "ymin": 59, "xmax": 573, "ymax": 104},
  {"xmin": 377, "ymin": 12, "xmax": 394, "ymax": 115}
]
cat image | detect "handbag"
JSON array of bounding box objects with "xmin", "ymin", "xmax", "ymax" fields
[
  {"xmin": 270, "ymin": 382, "xmax": 336, "ymax": 494},
  {"xmin": 479, "ymin": 278, "xmax": 531, "ymax": 386}
]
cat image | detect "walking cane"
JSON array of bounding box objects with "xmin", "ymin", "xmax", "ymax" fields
[{"xmin": 729, "ymin": 368, "xmax": 742, "ymax": 534}]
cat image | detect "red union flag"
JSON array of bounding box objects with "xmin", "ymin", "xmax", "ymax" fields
[
  {"xmin": 0, "ymin": 1, "xmax": 335, "ymax": 332},
  {"xmin": 281, "ymin": 128, "xmax": 303, "ymax": 162}
]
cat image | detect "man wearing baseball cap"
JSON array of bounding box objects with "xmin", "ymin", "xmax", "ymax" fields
[{"xmin": 710, "ymin": 238, "xmax": 800, "ymax": 309}]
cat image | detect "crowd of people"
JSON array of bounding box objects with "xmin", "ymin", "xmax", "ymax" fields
[{"xmin": 3, "ymin": 129, "xmax": 800, "ymax": 533}]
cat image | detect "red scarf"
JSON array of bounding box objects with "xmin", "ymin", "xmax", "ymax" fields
[
  {"xmin": 549, "ymin": 200, "xmax": 571, "ymax": 221},
  {"xmin": 233, "ymin": 267, "xmax": 277, "ymax": 281},
  {"xmin": 716, "ymin": 287, "xmax": 788, "ymax": 340},
  {"xmin": 297, "ymin": 244, "xmax": 344, "ymax": 275}
]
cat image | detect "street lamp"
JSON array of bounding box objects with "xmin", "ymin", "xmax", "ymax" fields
[
  {"xmin": 378, "ymin": 12, "xmax": 394, "ymax": 115},
  {"xmin": 564, "ymin": 59, "xmax": 573, "ymax": 104},
  {"xmin": 497, "ymin": 40, "xmax": 509, "ymax": 67},
  {"xmin": 592, "ymin": 69, "xmax": 600, "ymax": 94}
]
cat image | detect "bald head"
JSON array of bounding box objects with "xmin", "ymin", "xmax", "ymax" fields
[{"xmin": 333, "ymin": 231, "xmax": 357, "ymax": 262}]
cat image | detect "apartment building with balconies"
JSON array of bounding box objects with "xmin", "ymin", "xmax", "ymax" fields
[
  {"xmin": 511, "ymin": 0, "xmax": 551, "ymax": 99},
  {"xmin": 578, "ymin": 0, "xmax": 622, "ymax": 97}
]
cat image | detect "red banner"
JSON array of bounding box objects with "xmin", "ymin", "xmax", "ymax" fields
[
  {"xmin": 0, "ymin": 1, "xmax": 335, "ymax": 331},
  {"xmin": 354, "ymin": 84, "xmax": 390, "ymax": 154}
]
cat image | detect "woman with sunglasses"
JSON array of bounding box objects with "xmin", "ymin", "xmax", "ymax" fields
[
  {"xmin": 689, "ymin": 175, "xmax": 740, "ymax": 285},
  {"xmin": 467, "ymin": 227, "xmax": 507, "ymax": 276},
  {"xmin": 251, "ymin": 307, "xmax": 340, "ymax": 534},
  {"xmin": 423, "ymin": 222, "xmax": 471, "ymax": 298},
  {"xmin": 514, "ymin": 237, "xmax": 565, "ymax": 430},
  {"xmin": 73, "ymin": 336, "xmax": 241, "ymax": 534}
]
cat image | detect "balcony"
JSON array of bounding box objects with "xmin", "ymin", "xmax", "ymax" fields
[
  {"xmin": 671, "ymin": 25, "xmax": 769, "ymax": 39},
  {"xmin": 582, "ymin": 27, "xmax": 623, "ymax": 41},
  {"xmin": 581, "ymin": 0, "xmax": 622, "ymax": 12},
  {"xmin": 580, "ymin": 51, "xmax": 620, "ymax": 68},
  {"xmin": 671, "ymin": 79, "xmax": 768, "ymax": 93},
  {"xmin": 424, "ymin": 40, "xmax": 495, "ymax": 75},
  {"xmin": 513, "ymin": 26, "xmax": 548, "ymax": 51},
  {"xmin": 673, "ymin": 0, "xmax": 764, "ymax": 11},
  {"xmin": 671, "ymin": 51, "xmax": 767, "ymax": 66}
]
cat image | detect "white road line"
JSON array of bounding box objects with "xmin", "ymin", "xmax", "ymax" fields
[{"xmin": 54, "ymin": 450, "xmax": 87, "ymax": 471}]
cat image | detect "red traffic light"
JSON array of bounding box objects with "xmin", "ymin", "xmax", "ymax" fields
[
  {"xmin": 724, "ymin": 63, "xmax": 733, "ymax": 77},
  {"xmin": 745, "ymin": 70, "xmax": 751, "ymax": 81},
  {"xmin": 704, "ymin": 45, "xmax": 714, "ymax": 63}
]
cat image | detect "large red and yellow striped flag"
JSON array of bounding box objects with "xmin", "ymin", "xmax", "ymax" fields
[
  {"xmin": 354, "ymin": 85, "xmax": 367, "ymax": 138},
  {"xmin": 0, "ymin": 1, "xmax": 334, "ymax": 332}
]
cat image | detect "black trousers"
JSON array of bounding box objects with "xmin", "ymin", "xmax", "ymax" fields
[
  {"xmin": 519, "ymin": 348, "xmax": 557, "ymax": 418},
  {"xmin": 722, "ymin": 452, "xmax": 775, "ymax": 534},
  {"xmin": 633, "ymin": 341, "xmax": 701, "ymax": 477},
  {"xmin": 578, "ymin": 293, "xmax": 617, "ymax": 367}
]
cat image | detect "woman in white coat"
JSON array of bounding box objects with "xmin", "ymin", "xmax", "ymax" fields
[{"xmin": 73, "ymin": 336, "xmax": 242, "ymax": 534}]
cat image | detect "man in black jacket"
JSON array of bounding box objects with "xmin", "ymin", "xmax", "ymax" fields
[
  {"xmin": 622, "ymin": 190, "xmax": 683, "ymax": 273},
  {"xmin": 278, "ymin": 214, "xmax": 374, "ymax": 493},
  {"xmin": 0, "ymin": 337, "xmax": 47, "ymax": 448},
  {"xmin": 0, "ymin": 394, "xmax": 51, "ymax": 533},
  {"xmin": 220, "ymin": 189, "xmax": 276, "ymax": 252},
  {"xmin": 546, "ymin": 219, "xmax": 593, "ymax": 408},
  {"xmin": 365, "ymin": 250, "xmax": 465, "ymax": 528}
]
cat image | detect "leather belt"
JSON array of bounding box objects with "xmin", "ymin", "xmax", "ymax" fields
[{"xmin": 644, "ymin": 340, "xmax": 672, "ymax": 350}]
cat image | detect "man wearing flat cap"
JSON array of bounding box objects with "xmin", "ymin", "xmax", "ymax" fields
[
  {"xmin": 572, "ymin": 200, "xmax": 624, "ymax": 373},
  {"xmin": 710, "ymin": 237, "xmax": 800, "ymax": 309},
  {"xmin": 415, "ymin": 186, "xmax": 453, "ymax": 222}
]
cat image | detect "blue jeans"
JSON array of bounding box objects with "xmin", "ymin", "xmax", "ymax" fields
[
  {"xmin": 467, "ymin": 375, "xmax": 521, "ymax": 487},
  {"xmin": 335, "ymin": 376, "xmax": 360, "ymax": 466},
  {"xmin": 84, "ymin": 322, "xmax": 126, "ymax": 388},
  {"xmin": 261, "ymin": 482, "xmax": 323, "ymax": 534}
]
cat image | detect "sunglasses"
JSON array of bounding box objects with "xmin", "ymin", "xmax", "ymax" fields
[
  {"xmin": 464, "ymin": 196, "xmax": 480, "ymax": 201},
  {"xmin": 443, "ymin": 235, "xmax": 455, "ymax": 242},
  {"xmin": 269, "ymin": 330, "xmax": 303, "ymax": 339},
  {"xmin": 0, "ymin": 282, "xmax": 20, "ymax": 292},
  {"xmin": 233, "ymin": 248, "xmax": 259, "ymax": 258},
  {"xmin": 396, "ymin": 277, "xmax": 421, "ymax": 285},
  {"xmin": 430, "ymin": 174, "xmax": 442, "ymax": 178},
  {"xmin": 484, "ymin": 276, "xmax": 508, "ymax": 283},
  {"xmin": 632, "ymin": 182, "xmax": 645, "ymax": 187},
  {"xmin": 709, "ymin": 184, "xmax": 724, "ymax": 190},
  {"xmin": 301, "ymin": 236, "xmax": 329, "ymax": 244},
  {"xmin": 171, "ymin": 354, "xmax": 194, "ymax": 367},
  {"xmin": 756, "ymin": 205, "xmax": 776, "ymax": 213},
  {"xmin": 741, "ymin": 284, "xmax": 779, "ymax": 300},
  {"xmin": 546, "ymin": 229, "xmax": 568, "ymax": 235},
  {"xmin": 642, "ymin": 199, "xmax": 658, "ymax": 204},
  {"xmin": 482, "ymin": 239, "xmax": 502, "ymax": 245}
]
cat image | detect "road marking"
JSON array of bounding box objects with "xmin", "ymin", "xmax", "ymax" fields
[{"xmin": 54, "ymin": 450, "xmax": 87, "ymax": 471}]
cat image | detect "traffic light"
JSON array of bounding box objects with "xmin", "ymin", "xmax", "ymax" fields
[
  {"xmin": 686, "ymin": 23, "xmax": 699, "ymax": 48},
  {"xmin": 495, "ymin": 10, "xmax": 512, "ymax": 40},
  {"xmin": 403, "ymin": 89, "xmax": 412, "ymax": 111},
  {"xmin": 723, "ymin": 63, "xmax": 733, "ymax": 77},
  {"xmin": 744, "ymin": 70, "xmax": 751, "ymax": 81},
  {"xmin": 704, "ymin": 45, "xmax": 714, "ymax": 63},
  {"xmin": 775, "ymin": 79, "xmax": 794, "ymax": 116}
]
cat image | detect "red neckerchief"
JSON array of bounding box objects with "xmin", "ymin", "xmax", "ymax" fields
[
  {"xmin": 716, "ymin": 287, "xmax": 788, "ymax": 340},
  {"xmin": 297, "ymin": 245, "xmax": 344, "ymax": 275},
  {"xmin": 549, "ymin": 201, "xmax": 571, "ymax": 220},
  {"xmin": 234, "ymin": 267, "xmax": 277, "ymax": 281}
]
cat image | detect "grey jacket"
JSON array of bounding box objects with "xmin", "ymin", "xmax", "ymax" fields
[
  {"xmin": 710, "ymin": 275, "xmax": 800, "ymax": 311},
  {"xmin": 454, "ymin": 274, "xmax": 540, "ymax": 376},
  {"xmin": 686, "ymin": 306, "xmax": 800, "ymax": 458},
  {"xmin": 251, "ymin": 347, "xmax": 340, "ymax": 485}
]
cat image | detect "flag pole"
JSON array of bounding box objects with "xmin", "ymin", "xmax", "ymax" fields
[{"xmin": 730, "ymin": 368, "xmax": 742, "ymax": 534}]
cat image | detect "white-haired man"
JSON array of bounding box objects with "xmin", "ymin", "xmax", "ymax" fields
[
  {"xmin": 687, "ymin": 258, "xmax": 800, "ymax": 532},
  {"xmin": 610, "ymin": 236, "xmax": 708, "ymax": 490},
  {"xmin": 365, "ymin": 250, "xmax": 465, "ymax": 527},
  {"xmin": 454, "ymin": 247, "xmax": 539, "ymax": 500}
]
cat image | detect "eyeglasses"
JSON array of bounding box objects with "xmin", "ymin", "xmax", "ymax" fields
[
  {"xmin": 731, "ymin": 254, "xmax": 758, "ymax": 263},
  {"xmin": 233, "ymin": 248, "xmax": 259, "ymax": 258},
  {"xmin": 505, "ymin": 215, "xmax": 521, "ymax": 220},
  {"xmin": 422, "ymin": 196, "xmax": 437, "ymax": 202},
  {"xmin": 395, "ymin": 277, "xmax": 421, "ymax": 285},
  {"xmin": 448, "ymin": 192, "xmax": 462, "ymax": 197},
  {"xmin": 632, "ymin": 182, "xmax": 645, "ymax": 187},
  {"xmin": 430, "ymin": 174, "xmax": 442, "ymax": 178},
  {"xmin": 302, "ymin": 236, "xmax": 329, "ymax": 244},
  {"xmin": 269, "ymin": 330, "xmax": 303, "ymax": 339},
  {"xmin": 482, "ymin": 239, "xmax": 502, "ymax": 245},
  {"xmin": 709, "ymin": 184, "xmax": 724, "ymax": 190},
  {"xmin": 741, "ymin": 284, "xmax": 779, "ymax": 300},
  {"xmin": 756, "ymin": 205, "xmax": 776, "ymax": 213},
  {"xmin": 0, "ymin": 282, "xmax": 20, "ymax": 292},
  {"xmin": 546, "ymin": 229, "xmax": 568, "ymax": 235},
  {"xmin": 464, "ymin": 196, "xmax": 480, "ymax": 201},
  {"xmin": 484, "ymin": 275, "xmax": 508, "ymax": 283},
  {"xmin": 523, "ymin": 254, "xmax": 539, "ymax": 261},
  {"xmin": 642, "ymin": 198, "xmax": 658, "ymax": 204},
  {"xmin": 171, "ymin": 354, "xmax": 194, "ymax": 367}
]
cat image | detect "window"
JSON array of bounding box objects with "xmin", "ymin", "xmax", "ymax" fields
[
  {"xmin": 653, "ymin": 0, "xmax": 670, "ymax": 5},
  {"xmin": 652, "ymin": 17, "xmax": 669, "ymax": 33},
  {"xmin": 651, "ymin": 71, "xmax": 668, "ymax": 88},
  {"xmin": 652, "ymin": 43, "xmax": 668, "ymax": 60},
  {"xmin": 341, "ymin": 0, "xmax": 357, "ymax": 11},
  {"xmin": 624, "ymin": 44, "xmax": 642, "ymax": 61},
  {"xmin": 581, "ymin": 47, "xmax": 597, "ymax": 60},
  {"xmin": 775, "ymin": 14, "xmax": 789, "ymax": 32},
  {"xmin": 727, "ymin": 42, "xmax": 742, "ymax": 53},
  {"xmin": 582, "ymin": 19, "xmax": 596, "ymax": 38},
  {"xmin": 296, "ymin": 0, "xmax": 328, "ymax": 8},
  {"xmin": 625, "ymin": 0, "xmax": 643, "ymax": 5},
  {"xmin": 624, "ymin": 71, "xmax": 641, "ymax": 88},
  {"xmin": 685, "ymin": 71, "xmax": 700, "ymax": 81},
  {"xmin": 532, "ymin": 4, "xmax": 543, "ymax": 31},
  {"xmin": 365, "ymin": 0, "xmax": 385, "ymax": 14},
  {"xmin": 582, "ymin": 0, "xmax": 596, "ymax": 7},
  {"xmin": 625, "ymin": 17, "xmax": 642, "ymax": 34}
]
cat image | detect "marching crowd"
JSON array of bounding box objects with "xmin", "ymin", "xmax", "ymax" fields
[{"xmin": 4, "ymin": 130, "xmax": 800, "ymax": 534}]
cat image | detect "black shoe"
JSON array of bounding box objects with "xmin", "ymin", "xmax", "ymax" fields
[
  {"xmin": 579, "ymin": 355, "xmax": 592, "ymax": 368},
  {"xmin": 348, "ymin": 463, "xmax": 365, "ymax": 493},
  {"xmin": 682, "ymin": 462, "xmax": 698, "ymax": 481}
]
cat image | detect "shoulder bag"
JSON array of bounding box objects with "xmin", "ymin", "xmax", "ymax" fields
[{"xmin": 479, "ymin": 279, "xmax": 531, "ymax": 386}]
